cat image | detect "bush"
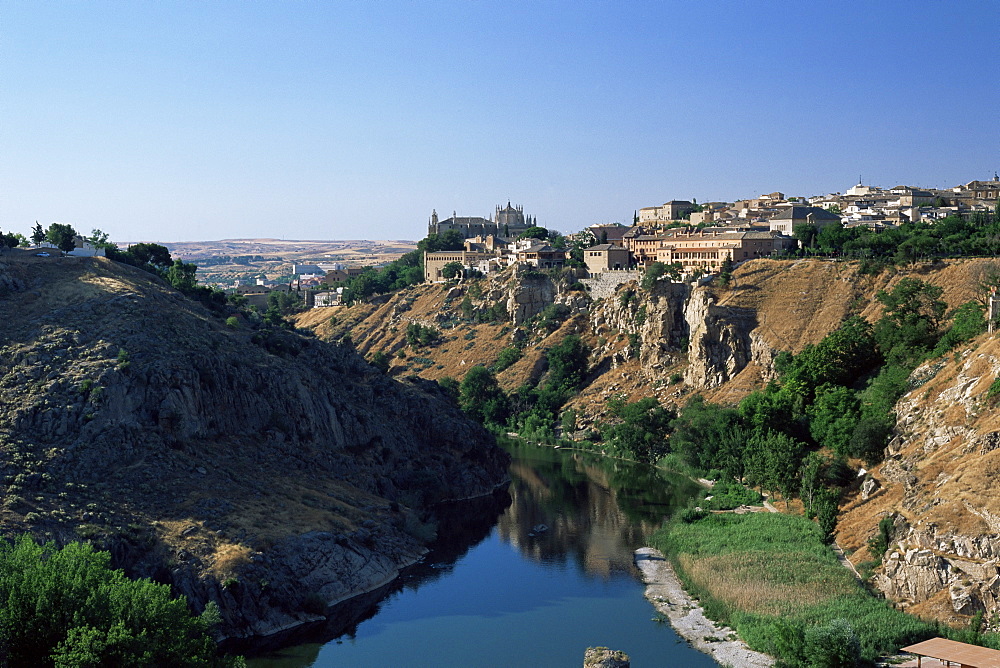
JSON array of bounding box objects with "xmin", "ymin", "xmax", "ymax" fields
[
  {"xmin": 0, "ymin": 535, "xmax": 237, "ymax": 666},
  {"xmin": 703, "ymin": 480, "xmax": 762, "ymax": 510},
  {"xmin": 369, "ymin": 351, "xmax": 390, "ymax": 373},
  {"xmin": 492, "ymin": 346, "xmax": 521, "ymax": 373},
  {"xmin": 225, "ymin": 316, "xmax": 239, "ymax": 329},
  {"xmin": 804, "ymin": 618, "xmax": 861, "ymax": 667}
]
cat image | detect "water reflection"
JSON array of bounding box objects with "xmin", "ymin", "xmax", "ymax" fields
[
  {"xmin": 500, "ymin": 441, "xmax": 701, "ymax": 577},
  {"xmin": 248, "ymin": 441, "xmax": 713, "ymax": 668}
]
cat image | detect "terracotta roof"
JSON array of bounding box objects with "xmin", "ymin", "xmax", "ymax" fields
[{"xmin": 901, "ymin": 637, "xmax": 1000, "ymax": 667}]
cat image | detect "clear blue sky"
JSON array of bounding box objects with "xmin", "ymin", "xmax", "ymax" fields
[{"xmin": 3, "ymin": 1, "xmax": 997, "ymax": 242}]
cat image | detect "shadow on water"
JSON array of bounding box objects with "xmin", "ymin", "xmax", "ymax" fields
[
  {"xmin": 247, "ymin": 440, "xmax": 713, "ymax": 667},
  {"xmin": 234, "ymin": 488, "xmax": 511, "ymax": 658}
]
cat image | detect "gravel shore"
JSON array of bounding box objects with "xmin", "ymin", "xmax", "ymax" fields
[{"xmin": 634, "ymin": 547, "xmax": 774, "ymax": 667}]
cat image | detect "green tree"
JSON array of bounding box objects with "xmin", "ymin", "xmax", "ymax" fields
[
  {"xmin": 601, "ymin": 396, "xmax": 675, "ymax": 463},
  {"xmin": 31, "ymin": 222, "xmax": 45, "ymax": 245},
  {"xmin": 804, "ymin": 618, "xmax": 861, "ymax": 667},
  {"xmin": 45, "ymin": 223, "xmax": 78, "ymax": 254},
  {"xmin": 441, "ymin": 261, "xmax": 463, "ymax": 280},
  {"xmin": 517, "ymin": 226, "xmax": 549, "ymax": 241},
  {"xmin": 807, "ymin": 385, "xmax": 861, "ymax": 457},
  {"xmin": 744, "ymin": 430, "xmax": 806, "ymax": 501},
  {"xmin": 815, "ymin": 486, "xmax": 840, "ymax": 542},
  {"xmin": 369, "ymin": 351, "xmax": 390, "ymax": 373},
  {"xmin": 492, "ymin": 346, "xmax": 522, "ymax": 373},
  {"xmin": 0, "ymin": 535, "xmax": 235, "ymax": 667},
  {"xmin": 799, "ymin": 451, "xmax": 825, "ymax": 519},
  {"xmin": 793, "ymin": 222, "xmax": 818, "ymax": 249},
  {"xmin": 87, "ymin": 228, "xmax": 114, "ymax": 249},
  {"xmin": 459, "ymin": 365, "xmax": 509, "ymax": 426},
  {"xmin": 166, "ymin": 259, "xmax": 198, "ymax": 291},
  {"xmin": 417, "ymin": 231, "xmax": 465, "ymax": 253},
  {"xmin": 545, "ymin": 335, "xmax": 589, "ymax": 391},
  {"xmin": 122, "ymin": 242, "xmax": 173, "ymax": 270},
  {"xmin": 873, "ymin": 277, "xmax": 946, "ymax": 366}
]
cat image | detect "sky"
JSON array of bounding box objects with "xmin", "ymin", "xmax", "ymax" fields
[{"xmin": 2, "ymin": 1, "xmax": 997, "ymax": 243}]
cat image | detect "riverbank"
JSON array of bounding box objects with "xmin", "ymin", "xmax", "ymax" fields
[{"xmin": 634, "ymin": 548, "xmax": 774, "ymax": 667}]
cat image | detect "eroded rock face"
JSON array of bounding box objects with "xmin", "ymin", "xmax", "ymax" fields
[
  {"xmin": 506, "ymin": 270, "xmax": 557, "ymax": 325},
  {"xmin": 860, "ymin": 347, "xmax": 1000, "ymax": 624},
  {"xmin": 590, "ymin": 279, "xmax": 689, "ymax": 369},
  {"xmin": 684, "ymin": 287, "xmax": 759, "ymax": 388}
]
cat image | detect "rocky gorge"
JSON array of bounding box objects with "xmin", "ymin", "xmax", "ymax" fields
[{"xmin": 306, "ymin": 256, "xmax": 1000, "ymax": 631}]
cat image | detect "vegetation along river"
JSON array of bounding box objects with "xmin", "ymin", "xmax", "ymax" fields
[{"xmin": 248, "ymin": 439, "xmax": 717, "ymax": 667}]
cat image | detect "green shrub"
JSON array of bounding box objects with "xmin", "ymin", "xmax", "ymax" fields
[
  {"xmin": 0, "ymin": 535, "xmax": 238, "ymax": 666},
  {"xmin": 225, "ymin": 316, "xmax": 239, "ymax": 329},
  {"xmin": 492, "ymin": 346, "xmax": 522, "ymax": 373}
]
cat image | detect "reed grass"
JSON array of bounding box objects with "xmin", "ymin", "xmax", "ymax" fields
[{"xmin": 651, "ymin": 512, "xmax": 937, "ymax": 662}]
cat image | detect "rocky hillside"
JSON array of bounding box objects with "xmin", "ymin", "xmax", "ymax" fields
[
  {"xmin": 307, "ymin": 257, "xmax": 1000, "ymax": 627},
  {"xmin": 0, "ymin": 252, "xmax": 509, "ymax": 640}
]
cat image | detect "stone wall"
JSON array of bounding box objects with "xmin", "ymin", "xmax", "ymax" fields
[{"xmin": 582, "ymin": 271, "xmax": 642, "ymax": 301}]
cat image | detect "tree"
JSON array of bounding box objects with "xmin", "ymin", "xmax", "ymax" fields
[
  {"xmin": 31, "ymin": 222, "xmax": 45, "ymax": 245},
  {"xmin": 417, "ymin": 231, "xmax": 465, "ymax": 253},
  {"xmin": 166, "ymin": 260, "xmax": 198, "ymax": 292},
  {"xmin": 87, "ymin": 228, "xmax": 114, "ymax": 249},
  {"xmin": 807, "ymin": 385, "xmax": 860, "ymax": 457},
  {"xmin": 45, "ymin": 223, "xmax": 78, "ymax": 254},
  {"xmin": 0, "ymin": 535, "xmax": 234, "ymax": 667},
  {"xmin": 815, "ymin": 486, "xmax": 840, "ymax": 541},
  {"xmin": 545, "ymin": 335, "xmax": 589, "ymax": 392},
  {"xmin": 873, "ymin": 277, "xmax": 946, "ymax": 365},
  {"xmin": 441, "ymin": 261, "xmax": 464, "ymax": 280},
  {"xmin": 123, "ymin": 242, "xmax": 173, "ymax": 269},
  {"xmin": 602, "ymin": 396, "xmax": 675, "ymax": 463},
  {"xmin": 459, "ymin": 366, "xmax": 508, "ymax": 426},
  {"xmin": 517, "ymin": 226, "xmax": 549, "ymax": 241},
  {"xmin": 369, "ymin": 351, "xmax": 390, "ymax": 373},
  {"xmin": 804, "ymin": 618, "xmax": 860, "ymax": 667},
  {"xmin": 793, "ymin": 222, "xmax": 818, "ymax": 249}
]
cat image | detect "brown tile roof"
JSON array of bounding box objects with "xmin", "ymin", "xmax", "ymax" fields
[{"xmin": 901, "ymin": 637, "xmax": 1000, "ymax": 667}]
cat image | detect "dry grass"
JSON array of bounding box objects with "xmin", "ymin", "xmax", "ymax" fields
[
  {"xmin": 210, "ymin": 542, "xmax": 252, "ymax": 578},
  {"xmin": 678, "ymin": 550, "xmax": 855, "ymax": 618}
]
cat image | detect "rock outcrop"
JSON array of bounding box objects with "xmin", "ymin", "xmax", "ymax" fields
[
  {"xmin": 0, "ymin": 254, "xmax": 509, "ymax": 640},
  {"xmin": 838, "ymin": 337, "xmax": 1000, "ymax": 626},
  {"xmin": 684, "ymin": 287, "xmax": 760, "ymax": 389}
]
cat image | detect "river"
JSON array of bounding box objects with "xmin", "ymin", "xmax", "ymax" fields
[{"xmin": 248, "ymin": 440, "xmax": 717, "ymax": 667}]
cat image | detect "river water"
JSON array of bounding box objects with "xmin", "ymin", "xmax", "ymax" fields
[{"xmin": 248, "ymin": 440, "xmax": 717, "ymax": 667}]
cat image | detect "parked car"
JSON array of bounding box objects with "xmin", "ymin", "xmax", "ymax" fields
[{"xmin": 35, "ymin": 252, "xmax": 50, "ymax": 257}]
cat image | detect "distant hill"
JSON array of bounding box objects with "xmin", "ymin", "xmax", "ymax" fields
[
  {"xmin": 0, "ymin": 252, "xmax": 507, "ymax": 640},
  {"xmin": 136, "ymin": 238, "xmax": 418, "ymax": 262}
]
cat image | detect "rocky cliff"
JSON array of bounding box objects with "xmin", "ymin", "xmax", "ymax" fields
[
  {"xmin": 0, "ymin": 253, "xmax": 509, "ymax": 640},
  {"xmin": 837, "ymin": 334, "xmax": 1000, "ymax": 626}
]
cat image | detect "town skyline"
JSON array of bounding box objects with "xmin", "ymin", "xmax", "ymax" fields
[{"xmin": 4, "ymin": 1, "xmax": 997, "ymax": 242}]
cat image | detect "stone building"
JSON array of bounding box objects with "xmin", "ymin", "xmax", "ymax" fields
[
  {"xmin": 423, "ymin": 251, "xmax": 493, "ymax": 282},
  {"xmin": 583, "ymin": 244, "xmax": 631, "ymax": 273},
  {"xmin": 514, "ymin": 244, "xmax": 568, "ymax": 269},
  {"xmin": 427, "ymin": 202, "xmax": 536, "ymax": 238},
  {"xmin": 655, "ymin": 229, "xmax": 794, "ymax": 273},
  {"xmin": 954, "ymin": 175, "xmax": 1000, "ymax": 200},
  {"xmin": 638, "ymin": 200, "xmax": 697, "ymax": 223},
  {"xmin": 767, "ymin": 206, "xmax": 842, "ymax": 235}
]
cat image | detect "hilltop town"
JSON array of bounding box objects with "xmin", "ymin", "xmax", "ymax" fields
[{"xmin": 271, "ymin": 176, "xmax": 1000, "ymax": 308}]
